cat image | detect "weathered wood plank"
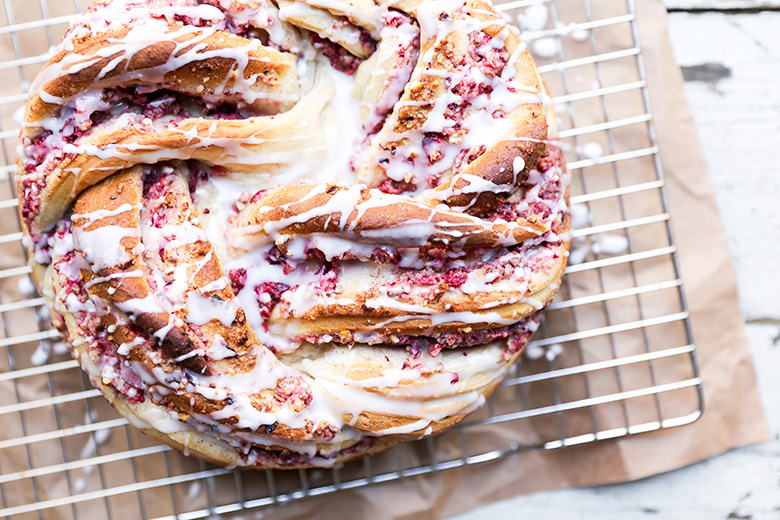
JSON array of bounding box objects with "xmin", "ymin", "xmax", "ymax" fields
[
  {"xmin": 668, "ymin": 11, "xmax": 780, "ymax": 322},
  {"xmin": 664, "ymin": 0, "xmax": 780, "ymax": 10}
]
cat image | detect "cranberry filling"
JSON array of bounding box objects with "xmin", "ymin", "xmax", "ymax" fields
[
  {"xmin": 310, "ymin": 33, "xmax": 364, "ymax": 75},
  {"xmin": 467, "ymin": 30, "xmax": 511, "ymax": 77},
  {"xmin": 378, "ymin": 178, "xmax": 417, "ymax": 195},
  {"xmin": 272, "ymin": 375, "xmax": 313, "ymax": 408},
  {"xmin": 229, "ymin": 268, "xmax": 248, "ymax": 293},
  {"xmin": 188, "ymin": 163, "xmax": 228, "ymax": 197},
  {"xmin": 255, "ymin": 281, "xmax": 292, "ymax": 320}
]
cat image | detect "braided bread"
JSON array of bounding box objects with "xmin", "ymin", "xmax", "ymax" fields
[{"xmin": 18, "ymin": 0, "xmax": 570, "ymax": 468}]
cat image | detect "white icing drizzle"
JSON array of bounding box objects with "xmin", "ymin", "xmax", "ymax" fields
[
  {"xmin": 24, "ymin": 0, "xmax": 571, "ymax": 467},
  {"xmin": 73, "ymin": 225, "xmax": 140, "ymax": 272},
  {"xmin": 186, "ymin": 292, "xmax": 239, "ymax": 327},
  {"xmin": 85, "ymin": 270, "xmax": 144, "ymax": 289},
  {"xmin": 71, "ymin": 203, "xmax": 139, "ymax": 225}
]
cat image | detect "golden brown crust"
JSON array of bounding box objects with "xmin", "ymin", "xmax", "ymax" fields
[
  {"xmin": 24, "ymin": 25, "xmax": 299, "ymax": 139},
  {"xmin": 231, "ymin": 184, "xmax": 549, "ymax": 250},
  {"xmin": 275, "ymin": 271, "xmax": 564, "ymax": 338}
]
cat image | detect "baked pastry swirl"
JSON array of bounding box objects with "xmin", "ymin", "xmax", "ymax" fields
[{"xmin": 18, "ymin": 0, "xmax": 570, "ymax": 468}]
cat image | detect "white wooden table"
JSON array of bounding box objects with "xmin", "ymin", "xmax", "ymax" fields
[{"xmin": 452, "ymin": 3, "xmax": 780, "ymax": 518}]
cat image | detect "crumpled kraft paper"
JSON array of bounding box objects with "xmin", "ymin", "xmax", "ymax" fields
[{"xmin": 0, "ymin": 0, "xmax": 767, "ymax": 518}]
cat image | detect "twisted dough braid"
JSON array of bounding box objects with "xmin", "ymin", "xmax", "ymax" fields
[{"xmin": 19, "ymin": 0, "xmax": 569, "ymax": 468}]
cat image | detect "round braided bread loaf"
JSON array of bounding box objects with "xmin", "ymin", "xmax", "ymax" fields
[{"xmin": 18, "ymin": 0, "xmax": 570, "ymax": 468}]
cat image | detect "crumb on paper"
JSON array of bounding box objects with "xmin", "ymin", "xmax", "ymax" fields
[
  {"xmin": 85, "ymin": 409, "xmax": 98, "ymax": 424},
  {"xmin": 567, "ymin": 242, "xmax": 590, "ymax": 265},
  {"xmin": 532, "ymin": 37, "xmax": 558, "ymax": 59},
  {"xmin": 571, "ymin": 28, "xmax": 589, "ymax": 42},
  {"xmin": 80, "ymin": 437, "xmax": 97, "ymax": 460},
  {"xmin": 570, "ymin": 204, "xmax": 591, "ymax": 229},
  {"xmin": 52, "ymin": 341, "xmax": 69, "ymax": 355},
  {"xmin": 545, "ymin": 343, "xmax": 563, "ymax": 362},
  {"xmin": 593, "ymin": 234, "xmax": 629, "ymax": 256},
  {"xmin": 73, "ymin": 478, "xmax": 86, "ymax": 493},
  {"xmin": 30, "ymin": 342, "xmax": 51, "ymax": 366},
  {"xmin": 94, "ymin": 428, "xmax": 111, "ymax": 446},
  {"xmin": 524, "ymin": 343, "xmax": 564, "ymax": 362},
  {"xmin": 186, "ymin": 481, "xmax": 202, "ymax": 501},
  {"xmin": 16, "ymin": 277, "xmax": 36, "ymax": 297},
  {"xmin": 524, "ymin": 345, "xmax": 545, "ymax": 360},
  {"xmin": 12, "ymin": 106, "xmax": 25, "ymax": 127},
  {"xmin": 579, "ymin": 142, "xmax": 603, "ymax": 160},
  {"xmin": 522, "ymin": 3, "xmax": 549, "ymax": 31}
]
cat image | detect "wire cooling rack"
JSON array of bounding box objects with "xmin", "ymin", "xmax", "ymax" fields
[{"xmin": 0, "ymin": 0, "xmax": 703, "ymax": 518}]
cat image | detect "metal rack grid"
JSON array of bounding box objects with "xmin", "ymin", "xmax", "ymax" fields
[{"xmin": 0, "ymin": 0, "xmax": 703, "ymax": 518}]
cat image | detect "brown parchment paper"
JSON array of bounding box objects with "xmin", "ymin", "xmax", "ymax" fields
[{"xmin": 0, "ymin": 0, "xmax": 767, "ymax": 518}]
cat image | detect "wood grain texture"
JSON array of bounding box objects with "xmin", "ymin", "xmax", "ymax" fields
[
  {"xmin": 668, "ymin": 12, "xmax": 780, "ymax": 323},
  {"xmin": 450, "ymin": 9, "xmax": 780, "ymax": 520},
  {"xmin": 665, "ymin": 0, "xmax": 780, "ymax": 10}
]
